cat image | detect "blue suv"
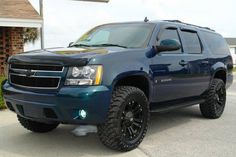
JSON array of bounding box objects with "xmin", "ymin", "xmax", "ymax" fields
[{"xmin": 3, "ymin": 20, "xmax": 234, "ymax": 151}]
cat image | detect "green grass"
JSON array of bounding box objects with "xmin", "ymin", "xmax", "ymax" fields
[
  {"xmin": 233, "ymin": 67, "xmax": 236, "ymax": 72},
  {"xmin": 0, "ymin": 76, "xmax": 7, "ymax": 110}
]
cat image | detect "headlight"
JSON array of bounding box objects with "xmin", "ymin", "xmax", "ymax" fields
[{"xmin": 65, "ymin": 65, "xmax": 103, "ymax": 86}]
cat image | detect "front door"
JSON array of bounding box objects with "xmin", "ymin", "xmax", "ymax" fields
[{"xmin": 150, "ymin": 26, "xmax": 190, "ymax": 102}]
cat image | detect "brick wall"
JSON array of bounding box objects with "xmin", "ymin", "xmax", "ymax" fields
[{"xmin": 0, "ymin": 27, "xmax": 24, "ymax": 75}]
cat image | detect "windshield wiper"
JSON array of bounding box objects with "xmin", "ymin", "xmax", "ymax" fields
[
  {"xmin": 69, "ymin": 44, "xmax": 92, "ymax": 48},
  {"xmin": 91, "ymin": 43, "xmax": 128, "ymax": 48},
  {"xmin": 70, "ymin": 43, "xmax": 128, "ymax": 48}
]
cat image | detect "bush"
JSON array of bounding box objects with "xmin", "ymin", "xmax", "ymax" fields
[{"xmin": 0, "ymin": 76, "xmax": 7, "ymax": 110}]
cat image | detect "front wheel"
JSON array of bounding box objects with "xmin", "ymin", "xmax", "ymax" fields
[
  {"xmin": 200, "ymin": 79, "xmax": 226, "ymax": 119},
  {"xmin": 98, "ymin": 86, "xmax": 149, "ymax": 152}
]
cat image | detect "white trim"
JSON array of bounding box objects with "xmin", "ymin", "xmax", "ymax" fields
[{"xmin": 0, "ymin": 18, "xmax": 42, "ymax": 28}]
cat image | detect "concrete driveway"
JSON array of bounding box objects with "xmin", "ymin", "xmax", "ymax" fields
[{"xmin": 0, "ymin": 79, "xmax": 236, "ymax": 157}]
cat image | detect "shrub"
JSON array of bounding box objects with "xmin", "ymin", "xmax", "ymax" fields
[{"xmin": 0, "ymin": 76, "xmax": 7, "ymax": 110}]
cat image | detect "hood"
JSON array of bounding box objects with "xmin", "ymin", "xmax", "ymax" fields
[{"xmin": 8, "ymin": 47, "xmax": 125, "ymax": 66}]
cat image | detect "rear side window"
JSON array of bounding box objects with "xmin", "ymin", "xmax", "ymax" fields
[
  {"xmin": 203, "ymin": 32, "xmax": 229, "ymax": 54},
  {"xmin": 158, "ymin": 28, "xmax": 182, "ymax": 54},
  {"xmin": 180, "ymin": 31, "xmax": 202, "ymax": 54}
]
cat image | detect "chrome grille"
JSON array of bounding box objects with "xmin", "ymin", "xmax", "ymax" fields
[
  {"xmin": 9, "ymin": 64, "xmax": 64, "ymax": 89},
  {"xmin": 10, "ymin": 64, "xmax": 63, "ymax": 72}
]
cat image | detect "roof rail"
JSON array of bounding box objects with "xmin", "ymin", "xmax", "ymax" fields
[{"xmin": 164, "ymin": 20, "xmax": 215, "ymax": 32}]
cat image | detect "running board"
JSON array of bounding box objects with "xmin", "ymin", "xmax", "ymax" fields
[{"xmin": 150, "ymin": 97, "xmax": 205, "ymax": 113}]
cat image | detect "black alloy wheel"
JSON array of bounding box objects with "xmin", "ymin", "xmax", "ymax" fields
[
  {"xmin": 98, "ymin": 86, "xmax": 149, "ymax": 151},
  {"xmin": 200, "ymin": 79, "xmax": 226, "ymax": 119},
  {"xmin": 121, "ymin": 100, "xmax": 145, "ymax": 143}
]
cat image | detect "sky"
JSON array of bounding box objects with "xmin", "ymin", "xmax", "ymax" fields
[{"xmin": 26, "ymin": 0, "xmax": 236, "ymax": 51}]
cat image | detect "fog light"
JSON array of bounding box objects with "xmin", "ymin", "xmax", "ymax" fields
[{"xmin": 79, "ymin": 110, "xmax": 87, "ymax": 119}]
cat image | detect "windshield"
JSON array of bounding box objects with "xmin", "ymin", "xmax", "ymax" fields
[{"xmin": 72, "ymin": 23, "xmax": 155, "ymax": 48}]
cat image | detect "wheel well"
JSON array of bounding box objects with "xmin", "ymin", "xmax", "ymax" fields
[
  {"xmin": 214, "ymin": 70, "xmax": 226, "ymax": 84},
  {"xmin": 115, "ymin": 75, "xmax": 150, "ymax": 99}
]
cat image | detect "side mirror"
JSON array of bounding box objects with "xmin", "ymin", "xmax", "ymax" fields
[
  {"xmin": 155, "ymin": 39, "xmax": 181, "ymax": 53},
  {"xmin": 68, "ymin": 42, "xmax": 74, "ymax": 47}
]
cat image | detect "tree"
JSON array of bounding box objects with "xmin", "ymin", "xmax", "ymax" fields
[{"xmin": 23, "ymin": 28, "xmax": 39, "ymax": 44}]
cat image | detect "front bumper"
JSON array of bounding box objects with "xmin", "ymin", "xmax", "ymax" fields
[{"xmin": 3, "ymin": 82, "xmax": 111, "ymax": 124}]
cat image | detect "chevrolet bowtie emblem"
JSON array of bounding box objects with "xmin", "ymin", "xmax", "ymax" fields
[{"xmin": 25, "ymin": 69, "xmax": 36, "ymax": 77}]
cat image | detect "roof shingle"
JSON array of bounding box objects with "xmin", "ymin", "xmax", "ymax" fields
[{"xmin": 0, "ymin": 0, "xmax": 42, "ymax": 20}]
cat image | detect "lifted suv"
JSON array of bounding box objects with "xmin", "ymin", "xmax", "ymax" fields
[{"xmin": 3, "ymin": 20, "xmax": 234, "ymax": 151}]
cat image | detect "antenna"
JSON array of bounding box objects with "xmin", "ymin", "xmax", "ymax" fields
[{"xmin": 144, "ymin": 17, "xmax": 149, "ymax": 22}]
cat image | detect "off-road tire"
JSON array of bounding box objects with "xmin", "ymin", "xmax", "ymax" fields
[
  {"xmin": 98, "ymin": 86, "xmax": 149, "ymax": 152},
  {"xmin": 17, "ymin": 115, "xmax": 59, "ymax": 133},
  {"xmin": 200, "ymin": 79, "xmax": 226, "ymax": 119}
]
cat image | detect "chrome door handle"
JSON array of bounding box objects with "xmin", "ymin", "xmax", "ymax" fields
[{"xmin": 201, "ymin": 60, "xmax": 209, "ymax": 64}]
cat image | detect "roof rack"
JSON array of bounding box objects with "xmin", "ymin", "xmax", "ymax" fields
[{"xmin": 164, "ymin": 20, "xmax": 215, "ymax": 32}]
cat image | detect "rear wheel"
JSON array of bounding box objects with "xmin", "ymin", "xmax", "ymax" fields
[
  {"xmin": 200, "ymin": 79, "xmax": 226, "ymax": 119},
  {"xmin": 17, "ymin": 115, "xmax": 59, "ymax": 133},
  {"xmin": 98, "ymin": 86, "xmax": 149, "ymax": 151}
]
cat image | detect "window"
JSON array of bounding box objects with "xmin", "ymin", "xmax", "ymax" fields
[
  {"xmin": 203, "ymin": 32, "xmax": 229, "ymax": 54},
  {"xmin": 158, "ymin": 28, "xmax": 182, "ymax": 53},
  {"xmin": 75, "ymin": 23, "xmax": 155, "ymax": 48},
  {"xmin": 86, "ymin": 30, "xmax": 110, "ymax": 44},
  {"xmin": 180, "ymin": 31, "xmax": 202, "ymax": 54}
]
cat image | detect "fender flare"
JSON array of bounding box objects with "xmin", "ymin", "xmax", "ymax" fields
[
  {"xmin": 111, "ymin": 71, "xmax": 153, "ymax": 100},
  {"xmin": 209, "ymin": 62, "xmax": 227, "ymax": 87}
]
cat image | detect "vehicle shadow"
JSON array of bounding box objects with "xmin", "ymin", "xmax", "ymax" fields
[
  {"xmin": 147, "ymin": 105, "xmax": 203, "ymax": 136},
  {"xmin": 0, "ymin": 106, "xmax": 203, "ymax": 157}
]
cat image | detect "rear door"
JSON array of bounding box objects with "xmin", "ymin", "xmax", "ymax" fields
[{"xmin": 178, "ymin": 28, "xmax": 210, "ymax": 96}]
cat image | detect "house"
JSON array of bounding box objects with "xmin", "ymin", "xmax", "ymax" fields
[
  {"xmin": 0, "ymin": 0, "xmax": 42, "ymax": 74},
  {"xmin": 225, "ymin": 38, "xmax": 236, "ymax": 66}
]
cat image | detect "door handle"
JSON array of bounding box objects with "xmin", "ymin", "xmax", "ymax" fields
[
  {"xmin": 201, "ymin": 60, "xmax": 209, "ymax": 64},
  {"xmin": 179, "ymin": 60, "xmax": 188, "ymax": 66}
]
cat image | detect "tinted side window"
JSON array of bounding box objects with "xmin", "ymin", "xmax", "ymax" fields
[
  {"xmin": 158, "ymin": 29, "xmax": 182, "ymax": 54},
  {"xmin": 203, "ymin": 32, "xmax": 230, "ymax": 54},
  {"xmin": 180, "ymin": 31, "xmax": 202, "ymax": 54}
]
